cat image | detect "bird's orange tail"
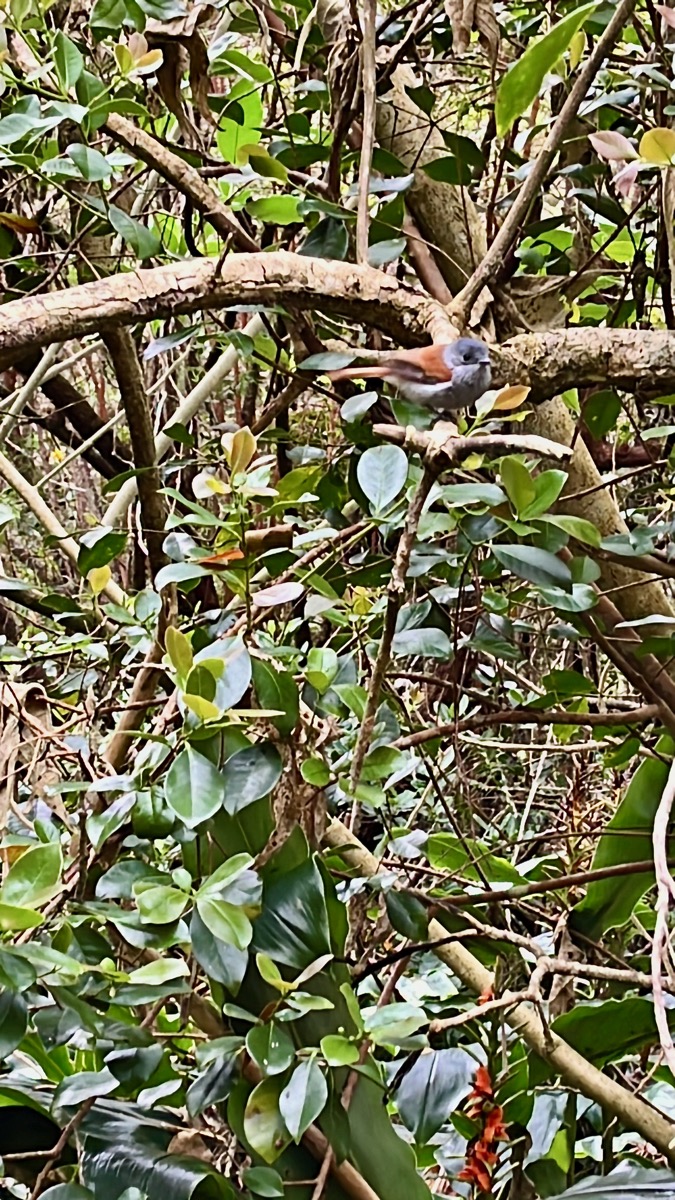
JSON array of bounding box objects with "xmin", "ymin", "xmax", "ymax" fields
[{"xmin": 327, "ymin": 365, "xmax": 388, "ymax": 383}]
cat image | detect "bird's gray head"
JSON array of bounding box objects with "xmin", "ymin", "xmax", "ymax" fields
[{"xmin": 446, "ymin": 337, "xmax": 491, "ymax": 367}]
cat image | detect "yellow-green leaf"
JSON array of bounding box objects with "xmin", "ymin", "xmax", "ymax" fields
[
  {"xmin": 224, "ymin": 426, "xmax": 257, "ymax": 474},
  {"xmin": 165, "ymin": 625, "xmax": 193, "ymax": 681},
  {"xmin": 640, "ymin": 127, "xmax": 675, "ymax": 166},
  {"xmin": 182, "ymin": 693, "xmax": 221, "ymax": 721},
  {"xmin": 87, "ymin": 565, "xmax": 111, "ymax": 596}
]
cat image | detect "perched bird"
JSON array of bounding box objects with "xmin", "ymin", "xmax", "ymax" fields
[{"xmin": 325, "ymin": 337, "xmax": 492, "ymax": 414}]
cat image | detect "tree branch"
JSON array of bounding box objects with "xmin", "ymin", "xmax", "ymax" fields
[{"xmin": 102, "ymin": 328, "xmax": 167, "ymax": 579}]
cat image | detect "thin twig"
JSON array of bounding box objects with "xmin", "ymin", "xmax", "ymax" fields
[
  {"xmin": 30, "ymin": 1096, "xmax": 95, "ymax": 1199},
  {"xmin": 356, "ymin": 0, "xmax": 377, "ymax": 265},
  {"xmin": 0, "ymin": 342, "xmax": 62, "ymax": 443},
  {"xmin": 348, "ymin": 467, "xmax": 437, "ymax": 823}
]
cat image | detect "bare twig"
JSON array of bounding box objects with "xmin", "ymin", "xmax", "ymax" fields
[
  {"xmin": 395, "ymin": 705, "xmax": 661, "ymax": 747},
  {"xmin": 373, "ymin": 423, "xmax": 572, "ymax": 462},
  {"xmin": 348, "ymin": 466, "xmax": 437, "ymax": 821},
  {"xmin": 0, "ymin": 342, "xmax": 62, "ymax": 443},
  {"xmin": 356, "ymin": 0, "xmax": 377, "ymax": 265}
]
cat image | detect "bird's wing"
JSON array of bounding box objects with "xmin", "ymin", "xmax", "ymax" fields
[{"xmin": 387, "ymin": 351, "xmax": 454, "ymax": 383}]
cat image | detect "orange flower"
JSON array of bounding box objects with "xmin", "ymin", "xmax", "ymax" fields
[{"xmin": 458, "ymin": 1064, "xmax": 508, "ymax": 1196}]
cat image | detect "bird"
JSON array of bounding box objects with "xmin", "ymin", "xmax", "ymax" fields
[{"xmin": 323, "ymin": 338, "xmax": 492, "ymax": 414}]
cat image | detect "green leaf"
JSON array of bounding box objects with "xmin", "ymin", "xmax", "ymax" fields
[
  {"xmin": 244, "ymin": 1076, "xmax": 292, "ymax": 1163},
  {"xmin": 385, "ymin": 890, "xmax": 428, "ymax": 941},
  {"xmin": 108, "ymin": 204, "xmax": 160, "ymax": 259},
  {"xmin": 341, "ymin": 390, "xmax": 379, "ymax": 422},
  {"xmin": 427, "ymin": 832, "xmax": 523, "ymax": 885},
  {"xmin": 164, "ymin": 747, "xmax": 225, "ymax": 828},
  {"xmin": 190, "ymin": 908, "xmax": 248, "ymax": 992},
  {"xmin": 0, "ymin": 902, "xmax": 43, "ymax": 931},
  {"xmin": 0, "ymin": 990, "xmax": 27, "ymax": 1059},
  {"xmin": 53, "ymin": 1068, "xmax": 119, "ymax": 1115},
  {"xmin": 500, "ymin": 457, "xmax": 536, "ymax": 517},
  {"xmin": 368, "ymin": 238, "xmax": 406, "ymax": 267},
  {"xmin": 53, "ymin": 33, "xmax": 84, "ymax": 90},
  {"xmin": 195, "ymin": 896, "xmax": 252, "ymax": 951},
  {"xmin": 128, "ymin": 958, "xmax": 189, "ymax": 985},
  {"xmin": 0, "ymin": 842, "xmax": 62, "ymax": 908},
  {"xmin": 495, "ymin": 3, "xmax": 599, "ymax": 136},
  {"xmin": 301, "ymin": 352, "xmax": 356, "ymax": 371},
  {"xmin": 299, "ymin": 217, "xmax": 349, "ymax": 260},
  {"xmin": 221, "ymin": 744, "xmax": 283, "ymax": 815},
  {"xmin": 78, "ymin": 527, "xmax": 127, "ymax": 574},
  {"xmin": 247, "ymin": 196, "xmax": 299, "ymax": 224},
  {"xmin": 242, "ymin": 1167, "xmax": 285, "ymax": 1198},
  {"xmin": 551, "ymin": 997, "xmax": 675, "ymax": 1068},
  {"xmin": 67, "ymin": 144, "xmax": 112, "ymax": 181},
  {"xmin": 395, "ymin": 1048, "xmax": 474, "ymax": 1143},
  {"xmin": 246, "ymin": 1022, "xmax": 295, "ymax": 1076},
  {"xmin": 251, "ymin": 659, "xmax": 299, "ymax": 737},
  {"xmin": 279, "ymin": 1059, "xmax": 328, "ymax": 1141},
  {"xmin": 583, "ymin": 391, "xmax": 621, "ymax": 438},
  {"xmin": 165, "ymin": 626, "xmax": 193, "ymax": 682},
  {"xmin": 520, "ymin": 470, "xmax": 567, "ymax": 520},
  {"xmin": 570, "ymin": 740, "xmax": 674, "ymax": 938},
  {"xmin": 134, "ymin": 884, "xmax": 188, "ymax": 925},
  {"xmin": 364, "ymin": 1002, "xmax": 427, "ymax": 1046},
  {"xmin": 493, "ymin": 544, "xmax": 571, "ymax": 587},
  {"xmin": 538, "ymin": 514, "xmax": 601, "ymax": 547},
  {"xmin": 306, "ymin": 647, "xmax": 339, "ymax": 694},
  {"xmin": 320, "ymin": 1034, "xmax": 359, "ymax": 1066},
  {"xmin": 300, "ymin": 758, "xmax": 331, "ymax": 787},
  {"xmin": 391, "ymin": 628, "xmax": 453, "ymax": 658},
  {"xmin": 357, "ymin": 445, "xmax": 408, "ymax": 513},
  {"xmin": 186, "ymin": 1042, "xmax": 242, "ymax": 1117},
  {"xmin": 253, "ymin": 858, "xmax": 332, "ymax": 970}
]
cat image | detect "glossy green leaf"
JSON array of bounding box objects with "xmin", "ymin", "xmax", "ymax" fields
[
  {"xmin": 357, "ymin": 445, "xmax": 408, "ymax": 513},
  {"xmin": 221, "ymin": 744, "xmax": 283, "ymax": 814},
  {"xmin": 244, "ymin": 1076, "xmax": 292, "ymax": 1163},
  {"xmin": 251, "ymin": 659, "xmax": 299, "ymax": 736},
  {"xmin": 570, "ymin": 740, "xmax": 674, "ymax": 938},
  {"xmin": 279, "ymin": 1059, "xmax": 327, "ymax": 1141},
  {"xmin": 196, "ymin": 896, "xmax": 252, "ymax": 951},
  {"xmin": 493, "ymin": 544, "xmax": 571, "ymax": 587},
  {"xmin": 0, "ymin": 842, "xmax": 62, "ymax": 908},
  {"xmin": 164, "ymin": 747, "xmax": 225, "ymax": 828},
  {"xmin": 496, "ymin": 3, "xmax": 599, "ymax": 136},
  {"xmin": 395, "ymin": 1048, "xmax": 474, "ymax": 1143}
]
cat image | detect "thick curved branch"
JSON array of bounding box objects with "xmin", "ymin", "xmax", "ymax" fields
[
  {"xmin": 492, "ymin": 327, "xmax": 675, "ymax": 399},
  {"xmin": 0, "ymin": 253, "xmax": 447, "ymax": 352},
  {"xmin": 3, "ymin": 256, "xmax": 675, "ymax": 399}
]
